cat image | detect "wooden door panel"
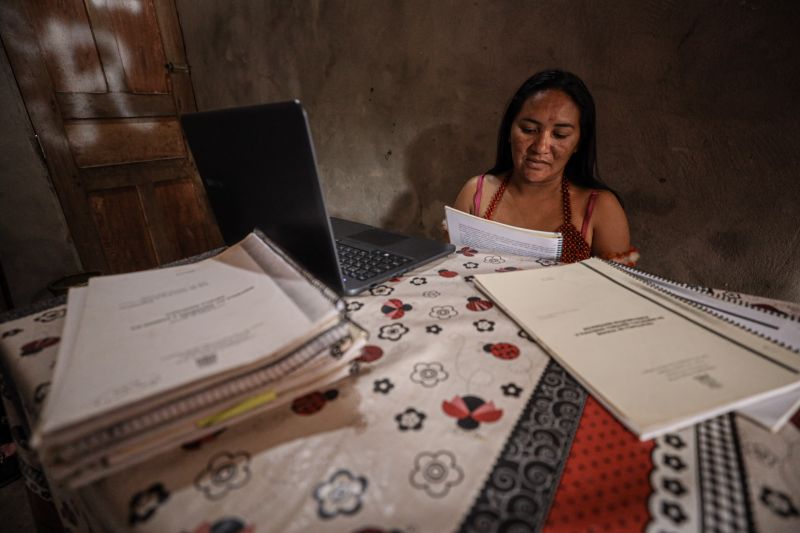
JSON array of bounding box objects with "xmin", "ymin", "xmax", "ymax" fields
[
  {"xmin": 1, "ymin": 0, "xmax": 222, "ymax": 274},
  {"xmin": 82, "ymin": 159, "xmax": 191, "ymax": 191},
  {"xmin": 64, "ymin": 118, "xmax": 186, "ymax": 167},
  {"xmin": 84, "ymin": 0, "xmax": 169, "ymax": 93},
  {"xmin": 28, "ymin": 0, "xmax": 107, "ymax": 93},
  {"xmin": 56, "ymin": 93, "xmax": 177, "ymax": 119},
  {"xmin": 155, "ymin": 178, "xmax": 220, "ymax": 259},
  {"xmin": 89, "ymin": 188, "xmax": 158, "ymax": 272}
]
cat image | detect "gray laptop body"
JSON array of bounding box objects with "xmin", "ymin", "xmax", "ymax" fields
[{"xmin": 180, "ymin": 100, "xmax": 454, "ymax": 296}]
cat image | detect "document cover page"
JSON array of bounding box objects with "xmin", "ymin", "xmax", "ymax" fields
[{"xmin": 474, "ymin": 259, "xmax": 800, "ymax": 439}]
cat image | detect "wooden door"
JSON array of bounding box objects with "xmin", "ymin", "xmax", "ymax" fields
[{"xmin": 0, "ymin": 0, "xmax": 222, "ymax": 274}]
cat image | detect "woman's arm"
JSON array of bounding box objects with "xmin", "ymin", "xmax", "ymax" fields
[{"xmin": 589, "ymin": 191, "xmax": 634, "ymax": 259}]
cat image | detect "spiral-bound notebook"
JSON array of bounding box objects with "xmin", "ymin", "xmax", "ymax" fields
[
  {"xmin": 612, "ymin": 263, "xmax": 800, "ymax": 431},
  {"xmin": 474, "ymin": 258, "xmax": 800, "ymax": 440},
  {"xmin": 35, "ymin": 231, "xmax": 366, "ymax": 487}
]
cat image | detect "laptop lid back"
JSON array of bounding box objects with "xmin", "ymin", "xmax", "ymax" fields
[{"xmin": 180, "ymin": 101, "xmax": 345, "ymax": 294}]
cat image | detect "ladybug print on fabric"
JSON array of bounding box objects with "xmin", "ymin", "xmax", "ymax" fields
[
  {"xmin": 442, "ymin": 395, "xmax": 503, "ymax": 430},
  {"xmin": 466, "ymin": 296, "xmax": 493, "ymax": 312},
  {"xmin": 356, "ymin": 345, "xmax": 384, "ymax": 363},
  {"xmin": 483, "ymin": 342, "xmax": 520, "ymax": 360},
  {"xmin": 457, "ymin": 246, "xmax": 478, "ymax": 257},
  {"xmin": 20, "ymin": 337, "xmax": 60, "ymax": 356},
  {"xmin": 438, "ymin": 269, "xmax": 458, "ymax": 278},
  {"xmin": 381, "ymin": 299, "xmax": 412, "ymax": 319},
  {"xmin": 291, "ymin": 389, "xmax": 339, "ymax": 415}
]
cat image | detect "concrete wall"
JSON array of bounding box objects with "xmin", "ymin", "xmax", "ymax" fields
[
  {"xmin": 177, "ymin": 0, "xmax": 800, "ymax": 302},
  {"xmin": 1, "ymin": 1, "xmax": 797, "ymax": 308},
  {"xmin": 0, "ymin": 42, "xmax": 81, "ymax": 308}
]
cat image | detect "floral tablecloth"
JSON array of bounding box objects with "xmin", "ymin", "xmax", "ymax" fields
[{"xmin": 1, "ymin": 248, "xmax": 798, "ymax": 532}]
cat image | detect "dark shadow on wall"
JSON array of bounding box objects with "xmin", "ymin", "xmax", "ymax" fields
[{"xmin": 382, "ymin": 124, "xmax": 487, "ymax": 242}]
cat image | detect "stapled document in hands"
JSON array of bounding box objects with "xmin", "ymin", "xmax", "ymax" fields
[{"xmin": 445, "ymin": 206, "xmax": 563, "ymax": 260}]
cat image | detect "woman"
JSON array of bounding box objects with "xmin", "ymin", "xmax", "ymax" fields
[{"xmin": 453, "ymin": 70, "xmax": 638, "ymax": 264}]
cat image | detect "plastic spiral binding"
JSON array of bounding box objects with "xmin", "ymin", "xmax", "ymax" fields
[{"xmin": 605, "ymin": 260, "xmax": 799, "ymax": 354}]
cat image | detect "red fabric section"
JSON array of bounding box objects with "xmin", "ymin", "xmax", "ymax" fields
[{"xmin": 544, "ymin": 396, "xmax": 655, "ymax": 532}]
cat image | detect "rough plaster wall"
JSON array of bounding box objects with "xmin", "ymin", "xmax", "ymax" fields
[
  {"xmin": 177, "ymin": 0, "xmax": 800, "ymax": 302},
  {"xmin": 0, "ymin": 42, "xmax": 81, "ymax": 307}
]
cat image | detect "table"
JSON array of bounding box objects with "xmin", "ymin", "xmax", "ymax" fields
[{"xmin": 1, "ymin": 248, "xmax": 798, "ymax": 532}]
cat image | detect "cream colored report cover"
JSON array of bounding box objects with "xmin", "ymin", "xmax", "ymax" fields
[{"xmin": 474, "ymin": 258, "xmax": 800, "ymax": 440}]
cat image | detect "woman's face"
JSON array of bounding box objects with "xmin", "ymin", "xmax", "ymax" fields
[{"xmin": 509, "ymin": 89, "xmax": 581, "ymax": 185}]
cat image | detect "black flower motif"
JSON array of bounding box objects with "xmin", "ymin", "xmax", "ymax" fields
[
  {"xmin": 370, "ymin": 285, "xmax": 394, "ymax": 297},
  {"xmin": 129, "ymin": 482, "xmax": 170, "ymax": 525},
  {"xmin": 426, "ymin": 325, "xmax": 442, "ymax": 335},
  {"xmin": 378, "ymin": 323, "xmax": 409, "ymax": 341},
  {"xmin": 346, "ymin": 301, "xmax": 364, "ymax": 312},
  {"xmin": 536, "ymin": 258, "xmax": 558, "ymax": 267},
  {"xmin": 194, "ymin": 451, "xmax": 251, "ymax": 500},
  {"xmin": 664, "ymin": 434, "xmax": 686, "ymax": 449},
  {"xmin": 314, "ymin": 469, "xmax": 368, "ymax": 519},
  {"xmin": 662, "ymin": 478, "xmax": 687, "ymax": 496},
  {"xmin": 422, "ymin": 290, "xmax": 441, "ymax": 298},
  {"xmin": 517, "ymin": 329, "xmax": 536, "ymax": 343},
  {"xmin": 395, "ymin": 408, "xmax": 426, "ymax": 431},
  {"xmin": 463, "ymin": 275, "xmax": 475, "ymax": 283},
  {"xmin": 473, "ymin": 319, "xmax": 495, "ymax": 332},
  {"xmin": 1, "ymin": 328, "xmax": 22, "ymax": 339},
  {"xmin": 410, "ymin": 362, "xmax": 448, "ymax": 387},
  {"xmin": 429, "ymin": 305, "xmax": 458, "ymax": 320},
  {"xmin": 661, "ymin": 501, "xmax": 687, "ymax": 524},
  {"xmin": 409, "ymin": 450, "xmax": 464, "ymax": 498},
  {"xmin": 410, "ymin": 277, "xmax": 428, "ymax": 286},
  {"xmin": 663, "ymin": 454, "xmax": 686, "ymax": 471},
  {"xmin": 34, "ymin": 309, "xmax": 66, "ymax": 323},
  {"xmin": 483, "ymin": 255, "xmax": 505, "ymax": 264},
  {"xmin": 374, "ymin": 378, "xmax": 395, "ymax": 394},
  {"xmin": 760, "ymin": 486, "xmax": 799, "ymax": 518},
  {"xmin": 501, "ymin": 383, "xmax": 523, "ymax": 398},
  {"xmin": 463, "ymin": 262, "xmax": 479, "ymax": 269}
]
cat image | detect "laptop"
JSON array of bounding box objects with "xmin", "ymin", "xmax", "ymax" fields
[{"xmin": 180, "ymin": 100, "xmax": 455, "ymax": 296}]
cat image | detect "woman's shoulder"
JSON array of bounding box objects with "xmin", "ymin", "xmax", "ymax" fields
[
  {"xmin": 454, "ymin": 173, "xmax": 503, "ymax": 213},
  {"xmin": 572, "ymin": 185, "xmax": 623, "ymax": 212},
  {"xmin": 465, "ymin": 172, "xmax": 504, "ymax": 188}
]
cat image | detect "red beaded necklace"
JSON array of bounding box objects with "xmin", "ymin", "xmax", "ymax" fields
[{"xmin": 482, "ymin": 176, "xmax": 592, "ymax": 263}]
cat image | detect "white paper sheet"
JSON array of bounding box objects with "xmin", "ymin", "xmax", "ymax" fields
[
  {"xmin": 445, "ymin": 206, "xmax": 562, "ymax": 260},
  {"xmin": 616, "ymin": 264, "xmax": 800, "ymax": 431},
  {"xmin": 40, "ymin": 235, "xmax": 319, "ymax": 433},
  {"xmin": 474, "ymin": 258, "xmax": 800, "ymax": 440}
]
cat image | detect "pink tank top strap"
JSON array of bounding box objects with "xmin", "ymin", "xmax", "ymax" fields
[
  {"xmin": 580, "ymin": 190, "xmax": 599, "ymax": 239},
  {"xmin": 472, "ymin": 173, "xmax": 486, "ymax": 215}
]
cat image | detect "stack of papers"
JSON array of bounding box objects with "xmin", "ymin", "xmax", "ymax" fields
[
  {"xmin": 445, "ymin": 206, "xmax": 563, "ymax": 260},
  {"xmin": 34, "ymin": 232, "xmax": 366, "ymax": 486},
  {"xmin": 474, "ymin": 258, "xmax": 800, "ymax": 440}
]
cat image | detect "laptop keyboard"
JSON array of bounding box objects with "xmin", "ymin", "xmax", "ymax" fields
[{"xmin": 336, "ymin": 240, "xmax": 412, "ymax": 281}]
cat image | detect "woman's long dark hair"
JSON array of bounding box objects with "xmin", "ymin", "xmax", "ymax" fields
[{"xmin": 488, "ymin": 69, "xmax": 613, "ymax": 193}]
